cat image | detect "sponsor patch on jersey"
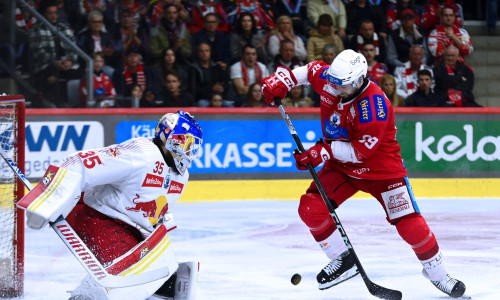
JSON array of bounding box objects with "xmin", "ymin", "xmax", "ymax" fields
[
  {"xmin": 320, "ymin": 95, "xmax": 334, "ymax": 106},
  {"xmin": 142, "ymin": 173, "xmax": 164, "ymax": 188},
  {"xmin": 319, "ymin": 67, "xmax": 329, "ymax": 79},
  {"xmin": 163, "ymin": 175, "xmax": 171, "ymax": 189},
  {"xmin": 106, "ymin": 147, "xmax": 120, "ymax": 157},
  {"xmin": 168, "ymin": 181, "xmax": 184, "ymax": 194},
  {"xmin": 357, "ymin": 96, "xmax": 373, "ymax": 123},
  {"xmin": 381, "ymin": 186, "xmax": 415, "ymax": 221},
  {"xmin": 324, "ymin": 117, "xmax": 348, "ymax": 139},
  {"xmin": 374, "ymin": 95, "xmax": 388, "ymax": 121}
]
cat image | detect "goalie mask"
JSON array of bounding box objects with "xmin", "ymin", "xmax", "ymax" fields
[
  {"xmin": 325, "ymin": 49, "xmax": 367, "ymax": 98},
  {"xmin": 155, "ymin": 111, "xmax": 203, "ymax": 174}
]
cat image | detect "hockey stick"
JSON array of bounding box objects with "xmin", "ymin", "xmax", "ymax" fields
[
  {"xmin": 0, "ymin": 150, "xmax": 170, "ymax": 288},
  {"xmin": 274, "ymin": 98, "xmax": 402, "ymax": 300}
]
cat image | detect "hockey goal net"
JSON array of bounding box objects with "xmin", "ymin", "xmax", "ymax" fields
[{"xmin": 0, "ymin": 95, "xmax": 25, "ymax": 298}]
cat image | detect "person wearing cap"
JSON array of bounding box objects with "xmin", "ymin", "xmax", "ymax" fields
[
  {"xmin": 386, "ymin": 7, "xmax": 427, "ymax": 71},
  {"xmin": 385, "ymin": 0, "xmax": 421, "ymax": 32}
]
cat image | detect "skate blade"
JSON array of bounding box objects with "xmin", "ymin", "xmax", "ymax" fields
[{"xmin": 318, "ymin": 267, "xmax": 360, "ymax": 290}]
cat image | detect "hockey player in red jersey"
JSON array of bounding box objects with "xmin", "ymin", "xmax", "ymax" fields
[{"xmin": 261, "ymin": 50, "xmax": 466, "ymax": 298}]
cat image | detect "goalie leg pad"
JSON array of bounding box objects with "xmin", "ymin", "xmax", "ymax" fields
[
  {"xmin": 174, "ymin": 261, "xmax": 199, "ymax": 300},
  {"xmin": 69, "ymin": 222, "xmax": 179, "ymax": 299},
  {"xmin": 66, "ymin": 204, "xmax": 143, "ymax": 265},
  {"xmin": 151, "ymin": 261, "xmax": 199, "ymax": 300}
]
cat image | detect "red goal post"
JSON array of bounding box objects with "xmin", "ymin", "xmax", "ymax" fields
[{"xmin": 0, "ymin": 95, "xmax": 25, "ymax": 297}]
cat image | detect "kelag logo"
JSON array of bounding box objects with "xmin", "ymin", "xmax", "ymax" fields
[
  {"xmin": 396, "ymin": 120, "xmax": 500, "ymax": 174},
  {"xmin": 415, "ymin": 122, "xmax": 500, "ymax": 162},
  {"xmin": 116, "ymin": 120, "xmax": 322, "ymax": 174},
  {"xmin": 24, "ymin": 122, "xmax": 104, "ymax": 177}
]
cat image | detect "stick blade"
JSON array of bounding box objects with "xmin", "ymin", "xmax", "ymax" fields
[{"xmin": 367, "ymin": 282, "xmax": 402, "ymax": 300}]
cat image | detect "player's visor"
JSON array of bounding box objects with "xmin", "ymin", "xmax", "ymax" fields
[{"xmin": 325, "ymin": 74, "xmax": 354, "ymax": 97}]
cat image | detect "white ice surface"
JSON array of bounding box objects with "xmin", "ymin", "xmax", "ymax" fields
[{"xmin": 22, "ymin": 198, "xmax": 500, "ymax": 300}]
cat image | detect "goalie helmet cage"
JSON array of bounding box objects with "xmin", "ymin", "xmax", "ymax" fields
[{"xmin": 0, "ymin": 95, "xmax": 25, "ymax": 298}]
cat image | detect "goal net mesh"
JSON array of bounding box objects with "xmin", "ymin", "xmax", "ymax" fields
[{"xmin": 0, "ymin": 99, "xmax": 23, "ymax": 297}]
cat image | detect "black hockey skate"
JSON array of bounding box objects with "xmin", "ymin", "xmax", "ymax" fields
[
  {"xmin": 430, "ymin": 274, "xmax": 466, "ymax": 298},
  {"xmin": 317, "ymin": 250, "xmax": 359, "ymax": 290}
]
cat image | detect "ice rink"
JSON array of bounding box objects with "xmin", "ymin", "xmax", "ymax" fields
[{"xmin": 22, "ymin": 198, "xmax": 499, "ymax": 300}]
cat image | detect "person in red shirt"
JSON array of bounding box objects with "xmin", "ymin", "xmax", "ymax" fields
[
  {"xmin": 260, "ymin": 49, "xmax": 466, "ymax": 298},
  {"xmin": 79, "ymin": 52, "xmax": 116, "ymax": 107}
]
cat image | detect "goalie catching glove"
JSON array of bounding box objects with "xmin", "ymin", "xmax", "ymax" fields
[
  {"xmin": 261, "ymin": 66, "xmax": 297, "ymax": 106},
  {"xmin": 293, "ymin": 139, "xmax": 333, "ymax": 170}
]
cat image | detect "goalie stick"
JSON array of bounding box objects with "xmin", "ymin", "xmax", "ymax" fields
[
  {"xmin": 0, "ymin": 150, "xmax": 170, "ymax": 288},
  {"xmin": 274, "ymin": 98, "xmax": 403, "ymax": 300}
]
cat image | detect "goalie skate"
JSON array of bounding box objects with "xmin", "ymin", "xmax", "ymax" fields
[
  {"xmin": 317, "ymin": 250, "xmax": 359, "ymax": 290},
  {"xmin": 430, "ymin": 274, "xmax": 466, "ymax": 298}
]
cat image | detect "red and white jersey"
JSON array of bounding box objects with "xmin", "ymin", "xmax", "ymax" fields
[
  {"xmin": 428, "ymin": 25, "xmax": 472, "ymax": 63},
  {"xmin": 366, "ymin": 62, "xmax": 388, "ymax": 85},
  {"xmin": 59, "ymin": 137, "xmax": 188, "ymax": 233},
  {"xmin": 295, "ymin": 61, "xmax": 407, "ymax": 180}
]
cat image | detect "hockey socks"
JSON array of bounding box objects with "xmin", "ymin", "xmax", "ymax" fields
[
  {"xmin": 395, "ymin": 215, "xmax": 439, "ymax": 261},
  {"xmin": 316, "ymin": 231, "xmax": 348, "ymax": 259}
]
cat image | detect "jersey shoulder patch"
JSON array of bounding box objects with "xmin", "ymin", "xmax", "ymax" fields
[
  {"xmin": 373, "ymin": 94, "xmax": 388, "ymax": 121},
  {"xmin": 357, "ymin": 96, "xmax": 373, "ymax": 124},
  {"xmin": 319, "ymin": 67, "xmax": 329, "ymax": 79}
]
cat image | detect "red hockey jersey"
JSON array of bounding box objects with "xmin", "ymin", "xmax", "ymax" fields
[{"xmin": 305, "ymin": 61, "xmax": 407, "ymax": 180}]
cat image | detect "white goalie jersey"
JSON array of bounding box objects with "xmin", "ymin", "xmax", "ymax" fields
[{"xmin": 59, "ymin": 137, "xmax": 189, "ymax": 234}]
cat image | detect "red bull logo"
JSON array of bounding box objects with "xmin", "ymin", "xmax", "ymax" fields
[
  {"xmin": 171, "ymin": 134, "xmax": 186, "ymax": 145},
  {"xmin": 168, "ymin": 181, "xmax": 184, "ymax": 194},
  {"xmin": 107, "ymin": 147, "xmax": 120, "ymax": 157},
  {"xmin": 142, "ymin": 173, "xmax": 164, "ymax": 188},
  {"xmin": 126, "ymin": 194, "xmax": 169, "ymax": 225}
]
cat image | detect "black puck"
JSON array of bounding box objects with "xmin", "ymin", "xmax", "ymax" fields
[{"xmin": 291, "ymin": 273, "xmax": 301, "ymax": 285}]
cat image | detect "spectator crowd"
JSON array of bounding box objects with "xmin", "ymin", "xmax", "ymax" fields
[{"xmin": 14, "ymin": 0, "xmax": 481, "ymax": 108}]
